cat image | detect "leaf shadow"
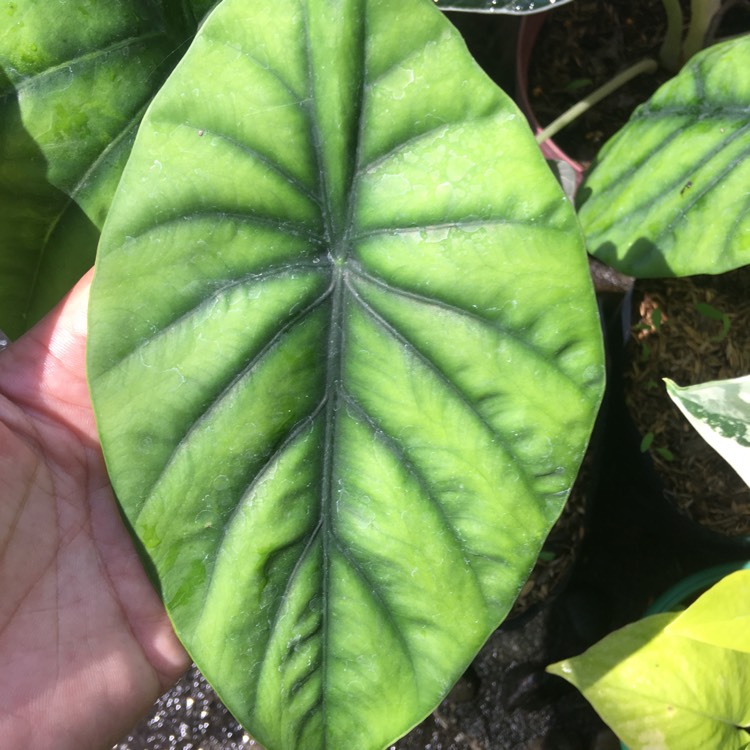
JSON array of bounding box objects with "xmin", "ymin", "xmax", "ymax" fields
[{"xmin": 0, "ymin": 64, "xmax": 101, "ymax": 339}]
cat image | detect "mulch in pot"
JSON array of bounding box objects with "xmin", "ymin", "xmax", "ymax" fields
[{"xmin": 625, "ymin": 266, "xmax": 750, "ymax": 538}]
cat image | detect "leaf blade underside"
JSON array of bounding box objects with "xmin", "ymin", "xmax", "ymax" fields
[{"xmin": 88, "ymin": 0, "xmax": 604, "ymax": 748}]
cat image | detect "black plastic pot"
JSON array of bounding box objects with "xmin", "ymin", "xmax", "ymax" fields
[
  {"xmin": 618, "ymin": 277, "xmax": 750, "ymax": 553},
  {"xmin": 635, "ymin": 438, "xmax": 750, "ymax": 552},
  {"xmin": 514, "ymin": 14, "xmax": 586, "ymax": 197}
]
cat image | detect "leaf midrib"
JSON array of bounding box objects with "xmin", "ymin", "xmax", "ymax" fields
[{"xmin": 299, "ymin": 1, "xmax": 370, "ymax": 744}]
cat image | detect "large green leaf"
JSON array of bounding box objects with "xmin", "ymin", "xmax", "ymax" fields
[
  {"xmin": 549, "ymin": 613, "xmax": 750, "ymax": 750},
  {"xmin": 665, "ymin": 375, "xmax": 750, "ymax": 487},
  {"xmin": 0, "ymin": 0, "xmax": 214, "ymax": 338},
  {"xmin": 434, "ymin": 0, "xmax": 572, "ymax": 13},
  {"xmin": 87, "ymin": 0, "xmax": 604, "ymax": 747},
  {"xmin": 580, "ymin": 35, "xmax": 750, "ymax": 278}
]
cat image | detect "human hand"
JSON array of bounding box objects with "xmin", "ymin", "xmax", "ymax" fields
[{"xmin": 0, "ymin": 270, "xmax": 190, "ymax": 750}]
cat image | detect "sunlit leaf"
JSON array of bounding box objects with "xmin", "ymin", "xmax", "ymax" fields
[
  {"xmin": 580, "ymin": 36, "xmax": 750, "ymax": 278},
  {"xmin": 666, "ymin": 570, "xmax": 750, "ymax": 653},
  {"xmin": 549, "ymin": 613, "xmax": 750, "ymax": 750},
  {"xmin": 88, "ymin": 0, "xmax": 604, "ymax": 747}
]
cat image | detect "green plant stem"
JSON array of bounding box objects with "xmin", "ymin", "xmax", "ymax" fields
[
  {"xmin": 683, "ymin": 0, "xmax": 723, "ymax": 62},
  {"xmin": 660, "ymin": 0, "xmax": 685, "ymax": 72},
  {"xmin": 535, "ymin": 58, "xmax": 659, "ymax": 146}
]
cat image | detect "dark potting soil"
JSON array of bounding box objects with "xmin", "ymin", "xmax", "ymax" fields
[
  {"xmin": 626, "ymin": 268, "xmax": 750, "ymax": 538},
  {"xmin": 113, "ymin": 666, "xmax": 258, "ymax": 750},
  {"xmin": 526, "ymin": 0, "xmax": 681, "ymax": 164},
  {"xmin": 525, "ymin": 0, "xmax": 750, "ymax": 166}
]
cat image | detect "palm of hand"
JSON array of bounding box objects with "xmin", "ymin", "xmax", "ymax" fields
[{"xmin": 0, "ymin": 272, "xmax": 188, "ymax": 750}]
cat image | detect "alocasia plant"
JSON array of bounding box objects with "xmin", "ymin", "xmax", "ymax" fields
[
  {"xmin": 522, "ymin": 20, "xmax": 750, "ymax": 750},
  {"xmin": 0, "ymin": 0, "xmax": 605, "ymax": 747},
  {"xmin": 0, "ymin": 0, "xmax": 572, "ymax": 342},
  {"xmin": 81, "ymin": 0, "xmax": 603, "ymax": 748}
]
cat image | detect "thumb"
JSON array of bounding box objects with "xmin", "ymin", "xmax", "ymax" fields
[{"xmin": 0, "ymin": 269, "xmax": 97, "ymax": 443}]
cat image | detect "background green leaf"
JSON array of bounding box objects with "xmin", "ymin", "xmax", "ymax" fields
[
  {"xmin": 666, "ymin": 570, "xmax": 750, "ymax": 653},
  {"xmin": 549, "ymin": 613, "xmax": 750, "ymax": 750},
  {"xmin": 579, "ymin": 36, "xmax": 750, "ymax": 278},
  {"xmin": 88, "ymin": 0, "xmax": 604, "ymax": 747},
  {"xmin": 665, "ymin": 375, "xmax": 750, "ymax": 486},
  {"xmin": 0, "ymin": 0, "xmax": 212, "ymax": 338},
  {"xmin": 433, "ymin": 0, "xmax": 572, "ymax": 13}
]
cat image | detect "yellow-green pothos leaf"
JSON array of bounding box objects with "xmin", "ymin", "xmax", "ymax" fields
[
  {"xmin": 549, "ymin": 613, "xmax": 750, "ymax": 750},
  {"xmin": 87, "ymin": 0, "xmax": 604, "ymax": 747},
  {"xmin": 665, "ymin": 375, "xmax": 750, "ymax": 487},
  {"xmin": 580, "ymin": 35, "xmax": 750, "ymax": 278},
  {"xmin": 666, "ymin": 570, "xmax": 750, "ymax": 653},
  {"xmin": 0, "ymin": 0, "xmax": 214, "ymax": 338}
]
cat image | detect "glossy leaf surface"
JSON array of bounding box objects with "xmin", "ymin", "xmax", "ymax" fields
[
  {"xmin": 433, "ymin": 0, "xmax": 572, "ymax": 14},
  {"xmin": 88, "ymin": 0, "xmax": 604, "ymax": 747},
  {"xmin": 0, "ymin": 0, "xmax": 213, "ymax": 338},
  {"xmin": 580, "ymin": 36, "xmax": 750, "ymax": 278},
  {"xmin": 549, "ymin": 613, "xmax": 750, "ymax": 750},
  {"xmin": 667, "ymin": 569, "xmax": 750, "ymax": 652},
  {"xmin": 665, "ymin": 375, "xmax": 750, "ymax": 486}
]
